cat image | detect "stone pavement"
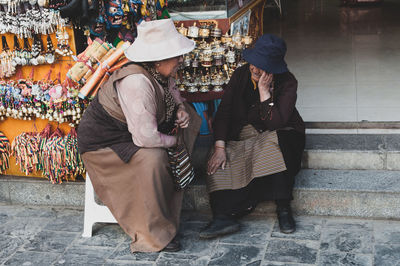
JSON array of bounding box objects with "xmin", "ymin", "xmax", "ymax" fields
[{"xmin": 1, "ymin": 204, "xmax": 400, "ymax": 266}]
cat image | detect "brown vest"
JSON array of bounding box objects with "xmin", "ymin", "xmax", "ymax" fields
[{"xmin": 77, "ymin": 64, "xmax": 167, "ymax": 163}]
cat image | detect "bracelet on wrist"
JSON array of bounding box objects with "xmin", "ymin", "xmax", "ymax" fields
[{"xmin": 215, "ymin": 145, "xmax": 225, "ymax": 150}]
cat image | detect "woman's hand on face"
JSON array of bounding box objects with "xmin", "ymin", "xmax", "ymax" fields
[
  {"xmin": 207, "ymin": 148, "xmax": 226, "ymax": 175},
  {"xmin": 258, "ymin": 71, "xmax": 273, "ymax": 101},
  {"xmin": 175, "ymin": 108, "xmax": 190, "ymax": 128}
]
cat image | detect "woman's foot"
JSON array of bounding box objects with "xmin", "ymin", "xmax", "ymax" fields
[
  {"xmin": 162, "ymin": 236, "xmax": 181, "ymax": 252},
  {"xmin": 199, "ymin": 215, "xmax": 240, "ymax": 239},
  {"xmin": 277, "ymin": 206, "xmax": 296, "ymax": 234}
]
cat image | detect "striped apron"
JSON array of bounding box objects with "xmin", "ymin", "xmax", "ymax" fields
[{"xmin": 207, "ymin": 125, "xmax": 287, "ymax": 193}]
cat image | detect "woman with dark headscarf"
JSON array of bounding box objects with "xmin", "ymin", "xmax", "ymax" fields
[{"xmin": 200, "ymin": 34, "xmax": 305, "ymax": 239}]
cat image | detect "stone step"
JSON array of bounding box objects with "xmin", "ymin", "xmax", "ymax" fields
[
  {"xmin": 302, "ymin": 134, "xmax": 400, "ymax": 170},
  {"xmin": 2, "ymin": 169, "xmax": 400, "ymax": 219},
  {"xmin": 192, "ymin": 134, "xmax": 400, "ymax": 173}
]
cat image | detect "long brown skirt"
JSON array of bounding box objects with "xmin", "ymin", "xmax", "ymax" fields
[{"xmin": 82, "ymin": 105, "xmax": 201, "ymax": 253}]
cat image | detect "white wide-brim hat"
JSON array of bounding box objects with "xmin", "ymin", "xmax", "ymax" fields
[{"xmin": 124, "ymin": 19, "xmax": 195, "ymax": 62}]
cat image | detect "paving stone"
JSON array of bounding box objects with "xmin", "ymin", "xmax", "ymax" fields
[
  {"xmin": 178, "ymin": 221, "xmax": 219, "ymax": 256},
  {"xmin": 264, "ymin": 239, "xmax": 318, "ymax": 264},
  {"xmin": 157, "ymin": 253, "xmax": 210, "ymax": 266},
  {"xmin": 324, "ymin": 219, "xmax": 373, "ymax": 231},
  {"xmin": 3, "ymin": 251, "xmax": 59, "ymax": 266},
  {"xmin": 262, "ymin": 262, "xmax": 311, "ymax": 266},
  {"xmin": 23, "ymin": 230, "xmax": 78, "ymax": 253},
  {"xmin": 271, "ymin": 216, "xmax": 323, "ymax": 241},
  {"xmin": 44, "ymin": 213, "xmax": 84, "ymax": 233},
  {"xmin": 219, "ymin": 217, "xmax": 273, "ymax": 246},
  {"xmin": 0, "ymin": 213, "xmax": 13, "ymax": 224},
  {"xmin": 318, "ymin": 252, "xmax": 373, "ymax": 266},
  {"xmin": 373, "ymin": 220, "xmax": 400, "ymax": 245},
  {"xmin": 0, "ymin": 236, "xmax": 25, "ymax": 263},
  {"xmin": 0, "ymin": 205, "xmax": 24, "ymax": 216},
  {"xmin": 209, "ymin": 244, "xmax": 264, "ymax": 266},
  {"xmin": 320, "ymin": 229, "xmax": 373, "ymax": 254},
  {"xmin": 108, "ymin": 243, "xmax": 159, "ymax": 262},
  {"xmin": 105, "ymin": 260, "xmax": 154, "ymax": 265},
  {"xmin": 54, "ymin": 254, "xmax": 107, "ymax": 265},
  {"xmin": 0, "ymin": 217, "xmax": 51, "ymax": 238},
  {"xmin": 374, "ymin": 244, "xmax": 400, "ymax": 266},
  {"xmin": 14, "ymin": 206, "xmax": 59, "ymax": 218},
  {"xmin": 74, "ymin": 224, "xmax": 127, "ymax": 247},
  {"xmin": 63, "ymin": 245, "xmax": 115, "ymax": 258}
]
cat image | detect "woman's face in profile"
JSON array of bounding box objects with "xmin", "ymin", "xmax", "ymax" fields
[
  {"xmin": 156, "ymin": 56, "xmax": 184, "ymax": 78},
  {"xmin": 249, "ymin": 64, "xmax": 266, "ymax": 82}
]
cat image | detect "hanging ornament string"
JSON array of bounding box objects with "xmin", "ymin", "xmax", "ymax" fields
[
  {"xmin": 0, "ymin": 36, "xmax": 15, "ymax": 78},
  {"xmin": 0, "ymin": 131, "xmax": 10, "ymax": 174},
  {"xmin": 11, "ymin": 131, "xmax": 41, "ymax": 175},
  {"xmin": 40, "ymin": 126, "xmax": 67, "ymax": 184},
  {"xmin": 64, "ymin": 127, "xmax": 85, "ymax": 179}
]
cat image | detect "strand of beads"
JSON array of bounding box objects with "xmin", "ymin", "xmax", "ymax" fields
[{"xmin": 0, "ymin": 131, "xmax": 10, "ymax": 174}]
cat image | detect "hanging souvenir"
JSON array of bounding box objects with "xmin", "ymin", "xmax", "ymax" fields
[
  {"xmin": 0, "ymin": 36, "xmax": 15, "ymax": 78},
  {"xmin": 0, "ymin": 131, "xmax": 10, "ymax": 174},
  {"xmin": 45, "ymin": 35, "xmax": 56, "ymax": 64},
  {"xmin": 11, "ymin": 35, "xmax": 22, "ymax": 67},
  {"xmin": 11, "ymin": 131, "xmax": 41, "ymax": 175},
  {"xmin": 21, "ymin": 38, "xmax": 32, "ymax": 65},
  {"xmin": 55, "ymin": 25, "xmax": 74, "ymax": 57}
]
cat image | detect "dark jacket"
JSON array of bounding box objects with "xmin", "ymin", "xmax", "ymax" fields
[{"xmin": 213, "ymin": 64, "xmax": 305, "ymax": 142}]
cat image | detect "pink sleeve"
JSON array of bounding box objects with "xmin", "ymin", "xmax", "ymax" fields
[{"xmin": 116, "ymin": 74, "xmax": 176, "ymax": 148}]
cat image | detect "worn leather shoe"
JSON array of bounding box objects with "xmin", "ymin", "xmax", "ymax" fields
[
  {"xmin": 199, "ymin": 216, "xmax": 240, "ymax": 239},
  {"xmin": 162, "ymin": 236, "xmax": 181, "ymax": 252},
  {"xmin": 277, "ymin": 207, "xmax": 296, "ymax": 234}
]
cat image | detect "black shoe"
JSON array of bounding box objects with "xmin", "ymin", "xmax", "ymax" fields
[
  {"xmin": 162, "ymin": 236, "xmax": 181, "ymax": 252},
  {"xmin": 199, "ymin": 216, "xmax": 240, "ymax": 239},
  {"xmin": 277, "ymin": 207, "xmax": 296, "ymax": 234}
]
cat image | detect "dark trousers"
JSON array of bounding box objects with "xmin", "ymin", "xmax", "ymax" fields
[{"xmin": 209, "ymin": 130, "xmax": 305, "ymax": 217}]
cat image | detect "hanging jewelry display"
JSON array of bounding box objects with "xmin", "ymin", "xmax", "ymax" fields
[
  {"xmin": 55, "ymin": 25, "xmax": 73, "ymax": 57},
  {"xmin": 0, "ymin": 131, "xmax": 10, "ymax": 174},
  {"xmin": 0, "ymin": 36, "xmax": 15, "ymax": 78},
  {"xmin": 0, "ymin": 1, "xmax": 64, "ymax": 38},
  {"xmin": 0, "ymin": 76, "xmax": 87, "ymax": 126}
]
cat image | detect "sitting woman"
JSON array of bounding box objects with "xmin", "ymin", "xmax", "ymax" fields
[
  {"xmin": 200, "ymin": 34, "xmax": 305, "ymax": 239},
  {"xmin": 77, "ymin": 19, "xmax": 201, "ymax": 252}
]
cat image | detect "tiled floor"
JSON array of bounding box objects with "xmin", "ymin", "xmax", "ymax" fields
[
  {"xmin": 264, "ymin": 0, "xmax": 400, "ymax": 122},
  {"xmin": 2, "ymin": 204, "xmax": 400, "ymax": 265}
]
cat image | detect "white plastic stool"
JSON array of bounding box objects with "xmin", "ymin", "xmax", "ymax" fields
[{"xmin": 82, "ymin": 173, "xmax": 117, "ymax": 237}]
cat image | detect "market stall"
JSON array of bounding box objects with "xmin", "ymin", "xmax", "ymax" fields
[
  {"xmin": 0, "ymin": 0, "xmax": 266, "ymax": 181},
  {"xmin": 0, "ymin": 0, "xmax": 163, "ymax": 181}
]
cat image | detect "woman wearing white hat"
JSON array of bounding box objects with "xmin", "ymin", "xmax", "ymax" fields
[{"xmin": 78, "ymin": 19, "xmax": 201, "ymax": 253}]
